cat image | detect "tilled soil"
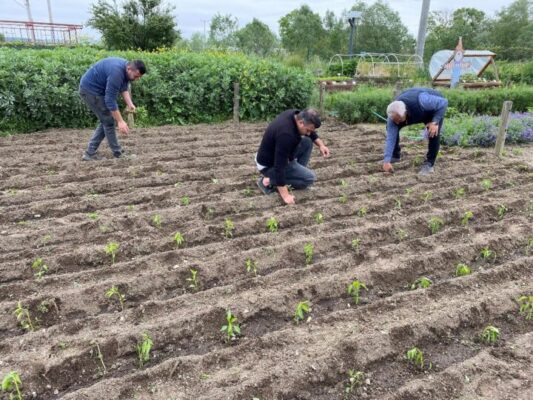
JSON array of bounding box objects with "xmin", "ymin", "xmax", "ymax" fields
[{"xmin": 0, "ymin": 121, "xmax": 532, "ymax": 400}]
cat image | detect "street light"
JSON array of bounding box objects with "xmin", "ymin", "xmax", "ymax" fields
[{"xmin": 348, "ymin": 11, "xmax": 362, "ymax": 57}]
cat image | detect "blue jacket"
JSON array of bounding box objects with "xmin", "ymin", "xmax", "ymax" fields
[{"xmin": 80, "ymin": 57, "xmax": 129, "ymax": 112}]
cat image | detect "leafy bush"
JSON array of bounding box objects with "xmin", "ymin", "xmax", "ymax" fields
[
  {"xmin": 0, "ymin": 47, "xmax": 314, "ymax": 133},
  {"xmin": 484, "ymin": 60, "xmax": 533, "ymax": 85}
]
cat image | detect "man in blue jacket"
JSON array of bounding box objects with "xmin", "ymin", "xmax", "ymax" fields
[
  {"xmin": 79, "ymin": 57, "xmax": 146, "ymax": 161},
  {"xmin": 382, "ymin": 87, "xmax": 448, "ymax": 175}
]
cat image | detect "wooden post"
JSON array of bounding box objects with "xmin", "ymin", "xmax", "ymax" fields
[
  {"xmin": 233, "ymin": 82, "xmax": 240, "ymax": 124},
  {"xmin": 126, "ymin": 83, "xmax": 134, "ymax": 128},
  {"xmin": 494, "ymin": 101, "xmax": 513, "ymax": 157},
  {"xmin": 319, "ymin": 82, "xmax": 325, "ymax": 117}
]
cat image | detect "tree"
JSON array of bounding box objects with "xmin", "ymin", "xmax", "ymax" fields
[
  {"xmin": 88, "ymin": 0, "xmax": 180, "ymax": 51},
  {"xmin": 236, "ymin": 18, "xmax": 278, "ymax": 56},
  {"xmin": 321, "ymin": 10, "xmax": 348, "ymax": 56},
  {"xmin": 208, "ymin": 13, "xmax": 238, "ymax": 49},
  {"xmin": 188, "ymin": 32, "xmax": 206, "ymax": 52},
  {"xmin": 279, "ymin": 5, "xmax": 326, "ymax": 60}
]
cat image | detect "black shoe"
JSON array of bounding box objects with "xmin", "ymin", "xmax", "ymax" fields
[
  {"xmin": 391, "ymin": 156, "xmax": 401, "ymax": 163},
  {"xmin": 257, "ymin": 177, "xmax": 275, "ymax": 195},
  {"xmin": 82, "ymin": 152, "xmax": 102, "ymax": 161}
]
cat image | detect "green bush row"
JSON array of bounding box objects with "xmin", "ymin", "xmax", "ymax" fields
[
  {"xmin": 484, "ymin": 60, "xmax": 533, "ymax": 85},
  {"xmin": 326, "ymin": 85, "xmax": 533, "ymax": 124},
  {"xmin": 0, "ymin": 47, "xmax": 314, "ymax": 133}
]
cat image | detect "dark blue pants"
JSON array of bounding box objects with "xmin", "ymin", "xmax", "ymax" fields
[{"xmin": 394, "ymin": 120, "xmax": 443, "ymax": 166}]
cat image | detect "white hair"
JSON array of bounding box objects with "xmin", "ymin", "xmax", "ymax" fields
[{"xmin": 387, "ymin": 101, "xmax": 406, "ymax": 118}]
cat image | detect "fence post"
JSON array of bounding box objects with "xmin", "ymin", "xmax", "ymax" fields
[
  {"xmin": 233, "ymin": 82, "xmax": 240, "ymax": 124},
  {"xmin": 494, "ymin": 101, "xmax": 513, "ymax": 157},
  {"xmin": 319, "ymin": 82, "xmax": 326, "ymax": 117},
  {"xmin": 126, "ymin": 83, "xmax": 135, "ymax": 128}
]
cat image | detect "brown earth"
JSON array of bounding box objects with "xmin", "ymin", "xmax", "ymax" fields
[{"xmin": 0, "ymin": 121, "xmax": 532, "ymax": 400}]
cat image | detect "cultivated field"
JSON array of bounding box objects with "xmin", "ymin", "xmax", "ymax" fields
[{"xmin": 0, "ymin": 122, "xmax": 532, "ymax": 400}]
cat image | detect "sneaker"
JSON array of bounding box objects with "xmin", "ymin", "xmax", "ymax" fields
[
  {"xmin": 257, "ymin": 177, "xmax": 276, "ymax": 195},
  {"xmin": 391, "ymin": 156, "xmax": 401, "ymax": 163},
  {"xmin": 82, "ymin": 152, "xmax": 102, "ymax": 161},
  {"xmin": 418, "ymin": 161, "xmax": 434, "ymax": 175},
  {"xmin": 114, "ymin": 151, "xmax": 136, "ymax": 160}
]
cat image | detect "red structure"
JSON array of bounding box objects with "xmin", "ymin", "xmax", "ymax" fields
[{"xmin": 0, "ymin": 20, "xmax": 83, "ymax": 44}]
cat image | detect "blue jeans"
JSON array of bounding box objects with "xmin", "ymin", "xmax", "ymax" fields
[
  {"xmin": 262, "ymin": 136, "xmax": 316, "ymax": 189},
  {"xmin": 79, "ymin": 89, "xmax": 122, "ymax": 157}
]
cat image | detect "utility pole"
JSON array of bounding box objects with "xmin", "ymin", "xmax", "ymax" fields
[
  {"xmin": 47, "ymin": 0, "xmax": 55, "ymax": 43},
  {"xmin": 347, "ymin": 11, "xmax": 362, "ymax": 58},
  {"xmin": 415, "ymin": 0, "xmax": 431, "ymax": 66},
  {"xmin": 13, "ymin": 0, "xmax": 35, "ymax": 43}
]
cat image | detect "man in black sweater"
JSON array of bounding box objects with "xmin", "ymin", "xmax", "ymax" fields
[{"xmin": 255, "ymin": 109, "xmax": 330, "ymax": 205}]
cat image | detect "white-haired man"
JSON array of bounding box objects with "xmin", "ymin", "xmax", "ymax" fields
[{"xmin": 382, "ymin": 87, "xmax": 448, "ymax": 175}]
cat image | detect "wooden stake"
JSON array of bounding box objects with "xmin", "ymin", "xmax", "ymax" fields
[
  {"xmin": 233, "ymin": 82, "xmax": 240, "ymax": 124},
  {"xmin": 126, "ymin": 84, "xmax": 134, "ymax": 128},
  {"xmin": 494, "ymin": 101, "xmax": 513, "ymax": 157},
  {"xmin": 319, "ymin": 82, "xmax": 325, "ymax": 116}
]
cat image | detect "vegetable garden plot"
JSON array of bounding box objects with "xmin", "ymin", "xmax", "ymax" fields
[{"xmin": 0, "ymin": 122, "xmax": 532, "ymax": 400}]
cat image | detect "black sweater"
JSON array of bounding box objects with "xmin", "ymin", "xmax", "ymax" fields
[{"xmin": 256, "ymin": 109, "xmax": 319, "ymax": 186}]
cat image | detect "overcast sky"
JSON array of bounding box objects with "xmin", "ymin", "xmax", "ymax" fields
[{"xmin": 0, "ymin": 0, "xmax": 511, "ymax": 41}]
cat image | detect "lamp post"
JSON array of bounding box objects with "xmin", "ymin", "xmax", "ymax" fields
[{"xmin": 348, "ymin": 11, "xmax": 362, "ymax": 58}]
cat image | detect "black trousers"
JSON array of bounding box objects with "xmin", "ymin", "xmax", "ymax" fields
[{"xmin": 394, "ymin": 119, "xmax": 443, "ymax": 166}]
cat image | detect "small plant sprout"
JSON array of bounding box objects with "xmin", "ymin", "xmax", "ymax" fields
[
  {"xmin": 526, "ymin": 237, "xmax": 533, "ymax": 256},
  {"xmin": 151, "ymin": 214, "xmax": 162, "ymax": 228},
  {"xmin": 242, "ymin": 187, "xmax": 253, "ymax": 197},
  {"xmin": 518, "ymin": 295, "xmax": 533, "ymax": 320},
  {"xmin": 136, "ymin": 333, "xmax": 153, "ymax": 368},
  {"xmin": 497, "ymin": 204, "xmax": 508, "ymax": 219},
  {"xmin": 293, "ymin": 301, "xmax": 311, "ymax": 324},
  {"xmin": 481, "ymin": 325, "xmax": 500, "ymax": 344},
  {"xmin": 422, "ymin": 191, "xmax": 433, "ymax": 202},
  {"xmin": 339, "ymin": 179, "xmax": 348, "ymax": 188},
  {"xmin": 224, "ymin": 218, "xmax": 235, "ymax": 238},
  {"xmin": 428, "ymin": 216, "xmax": 444, "ymax": 234},
  {"xmin": 173, "ymin": 232, "xmax": 185, "ymax": 247},
  {"xmin": 31, "ymin": 257, "xmax": 48, "ymax": 279},
  {"xmin": 245, "ymin": 258, "xmax": 257, "ymax": 276},
  {"xmin": 478, "ymin": 246, "xmax": 496, "ymax": 262},
  {"xmin": 351, "ymin": 238, "xmax": 361, "ymax": 254},
  {"xmin": 347, "ymin": 280, "xmax": 367, "ymax": 305},
  {"xmin": 314, "ymin": 212, "xmax": 324, "ymax": 224},
  {"xmin": 461, "ymin": 211, "xmax": 474, "ymax": 226},
  {"xmin": 180, "ymin": 196, "xmax": 190, "ymax": 206},
  {"xmin": 211, "ymin": 178, "xmax": 219, "ymax": 184},
  {"xmin": 453, "ymin": 187, "xmax": 466, "ymax": 199},
  {"xmin": 90, "ymin": 340, "xmax": 107, "ymax": 375},
  {"xmin": 394, "ymin": 197, "xmax": 402, "ymax": 210},
  {"xmin": 104, "ymin": 241, "xmax": 119, "ymax": 264},
  {"xmin": 186, "ymin": 269, "xmax": 199, "ymax": 291},
  {"xmin": 88, "ymin": 212, "xmax": 99, "ymax": 220},
  {"xmin": 357, "ymin": 206, "xmax": 367, "ymax": 217},
  {"xmin": 410, "ymin": 276, "xmax": 432, "ymax": 290},
  {"xmin": 406, "ymin": 347, "xmax": 431, "ymax": 370},
  {"xmin": 105, "ymin": 286, "xmax": 126, "ymax": 311},
  {"xmin": 2, "ymin": 371, "xmax": 22, "ymax": 400},
  {"xmin": 481, "ymin": 178, "xmax": 493, "ymax": 191},
  {"xmin": 266, "ymin": 217, "xmax": 279, "ymax": 233},
  {"xmin": 345, "ymin": 369, "xmax": 365, "ymax": 395},
  {"xmin": 405, "ymin": 187, "xmax": 413, "ymax": 196},
  {"xmin": 14, "ymin": 301, "xmax": 34, "ymax": 332},
  {"xmin": 396, "ymin": 228, "xmax": 408, "ymax": 241},
  {"xmin": 221, "ymin": 309, "xmax": 241, "ymax": 341},
  {"xmin": 304, "ymin": 243, "xmax": 314, "ymax": 265},
  {"xmin": 339, "ymin": 193, "xmax": 348, "ymax": 204},
  {"xmin": 455, "ymin": 263, "xmax": 471, "ymax": 277}
]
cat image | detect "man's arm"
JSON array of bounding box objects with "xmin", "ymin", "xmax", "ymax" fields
[
  {"xmin": 383, "ymin": 118, "xmax": 399, "ymax": 163},
  {"xmin": 313, "ymin": 137, "xmax": 330, "ymax": 157},
  {"xmin": 105, "ymin": 73, "xmax": 129, "ymax": 134},
  {"xmin": 273, "ymin": 134, "xmax": 296, "ymax": 204},
  {"xmin": 419, "ymin": 93, "xmax": 448, "ymax": 124},
  {"xmin": 121, "ymin": 90, "xmax": 135, "ymax": 111}
]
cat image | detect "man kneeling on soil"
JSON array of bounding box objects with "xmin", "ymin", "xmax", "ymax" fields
[
  {"xmin": 79, "ymin": 57, "xmax": 146, "ymax": 161},
  {"xmin": 255, "ymin": 109, "xmax": 330, "ymax": 205},
  {"xmin": 382, "ymin": 87, "xmax": 448, "ymax": 175}
]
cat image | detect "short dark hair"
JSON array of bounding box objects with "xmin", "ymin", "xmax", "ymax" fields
[
  {"xmin": 128, "ymin": 60, "xmax": 147, "ymax": 75},
  {"xmin": 297, "ymin": 108, "xmax": 321, "ymax": 129}
]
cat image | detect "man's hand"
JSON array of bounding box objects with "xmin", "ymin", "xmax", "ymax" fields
[
  {"xmin": 118, "ymin": 120, "xmax": 130, "ymax": 135},
  {"xmin": 126, "ymin": 104, "xmax": 136, "ymax": 113},
  {"xmin": 319, "ymin": 145, "xmax": 330, "ymax": 158},
  {"xmin": 277, "ymin": 186, "xmax": 295, "ymax": 205},
  {"xmin": 427, "ymin": 122, "xmax": 439, "ymax": 138},
  {"xmin": 383, "ymin": 162, "xmax": 394, "ymax": 173}
]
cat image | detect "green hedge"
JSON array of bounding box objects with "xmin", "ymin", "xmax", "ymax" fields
[
  {"xmin": 326, "ymin": 86, "xmax": 533, "ymax": 124},
  {"xmin": 0, "ymin": 47, "xmax": 314, "ymax": 133},
  {"xmin": 484, "ymin": 60, "xmax": 533, "ymax": 85}
]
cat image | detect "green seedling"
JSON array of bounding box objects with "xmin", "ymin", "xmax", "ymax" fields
[
  {"xmin": 410, "ymin": 276, "xmax": 432, "ymax": 290},
  {"xmin": 453, "ymin": 187, "xmax": 466, "ymax": 199},
  {"xmin": 512, "ymin": 148, "xmax": 524, "ymax": 156},
  {"xmin": 127, "ymin": 204, "xmax": 135, "ymax": 212},
  {"xmin": 461, "ymin": 211, "xmax": 474, "ymax": 226},
  {"xmin": 478, "ymin": 246, "xmax": 496, "ymax": 262},
  {"xmin": 245, "ymin": 258, "xmax": 257, "ymax": 276},
  {"xmin": 422, "ymin": 191, "xmax": 433, "ymax": 202},
  {"xmin": 90, "ymin": 340, "xmax": 107, "ymax": 375},
  {"xmin": 224, "ymin": 218, "xmax": 235, "ymax": 238},
  {"xmin": 186, "ymin": 269, "xmax": 199, "ymax": 291},
  {"xmin": 180, "ymin": 196, "xmax": 190, "ymax": 206},
  {"xmin": 396, "ymin": 228, "xmax": 408, "ymax": 241},
  {"xmin": 406, "ymin": 346, "xmax": 431, "ymax": 370},
  {"xmin": 1, "ymin": 371, "xmax": 22, "ymax": 400},
  {"xmin": 211, "ymin": 178, "xmax": 219, "ymax": 184},
  {"xmin": 518, "ymin": 295, "xmax": 533, "ymax": 320},
  {"xmin": 104, "ymin": 241, "xmax": 119, "ymax": 264},
  {"xmin": 314, "ymin": 212, "xmax": 324, "ymax": 224},
  {"xmin": 293, "ymin": 301, "xmax": 310, "ymax": 324},
  {"xmin": 242, "ymin": 187, "xmax": 253, "ymax": 197},
  {"xmin": 151, "ymin": 214, "xmax": 162, "ymax": 228},
  {"xmin": 345, "ymin": 369, "xmax": 365, "ymax": 395},
  {"xmin": 304, "ymin": 243, "xmax": 314, "ymax": 265},
  {"xmin": 481, "ymin": 178, "xmax": 493, "ymax": 191},
  {"xmin": 412, "ymin": 155, "xmax": 423, "ymax": 167},
  {"xmin": 357, "ymin": 207, "xmax": 367, "ymax": 217},
  {"xmin": 106, "ymin": 286, "xmax": 126, "ymax": 311},
  {"xmin": 221, "ymin": 309, "xmax": 241, "ymax": 341},
  {"xmin": 266, "ymin": 217, "xmax": 279, "ymax": 233},
  {"xmin": 37, "ymin": 299, "xmax": 58, "ymax": 314},
  {"xmin": 405, "ymin": 188, "xmax": 413, "ymax": 196},
  {"xmin": 480, "ymin": 325, "xmax": 500, "ymax": 344},
  {"xmin": 347, "ymin": 280, "xmax": 367, "ymax": 305},
  {"xmin": 137, "ymin": 333, "xmax": 153, "ymax": 368},
  {"xmin": 31, "ymin": 257, "xmax": 48, "ymax": 279},
  {"xmin": 351, "ymin": 238, "xmax": 361, "ymax": 254},
  {"xmin": 394, "ymin": 197, "xmax": 402, "ymax": 210},
  {"xmin": 173, "ymin": 232, "xmax": 185, "ymax": 247},
  {"xmin": 88, "ymin": 212, "xmax": 99, "ymax": 220},
  {"xmin": 526, "ymin": 238, "xmax": 533, "ymax": 256},
  {"xmin": 339, "ymin": 193, "xmax": 348, "ymax": 204},
  {"xmin": 339, "ymin": 179, "xmax": 348, "ymax": 188},
  {"xmin": 428, "ymin": 216, "xmax": 444, "ymax": 234},
  {"xmin": 455, "ymin": 263, "xmax": 471, "ymax": 277},
  {"xmin": 497, "ymin": 204, "xmax": 508, "ymax": 219},
  {"xmin": 14, "ymin": 301, "xmax": 34, "ymax": 332}
]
